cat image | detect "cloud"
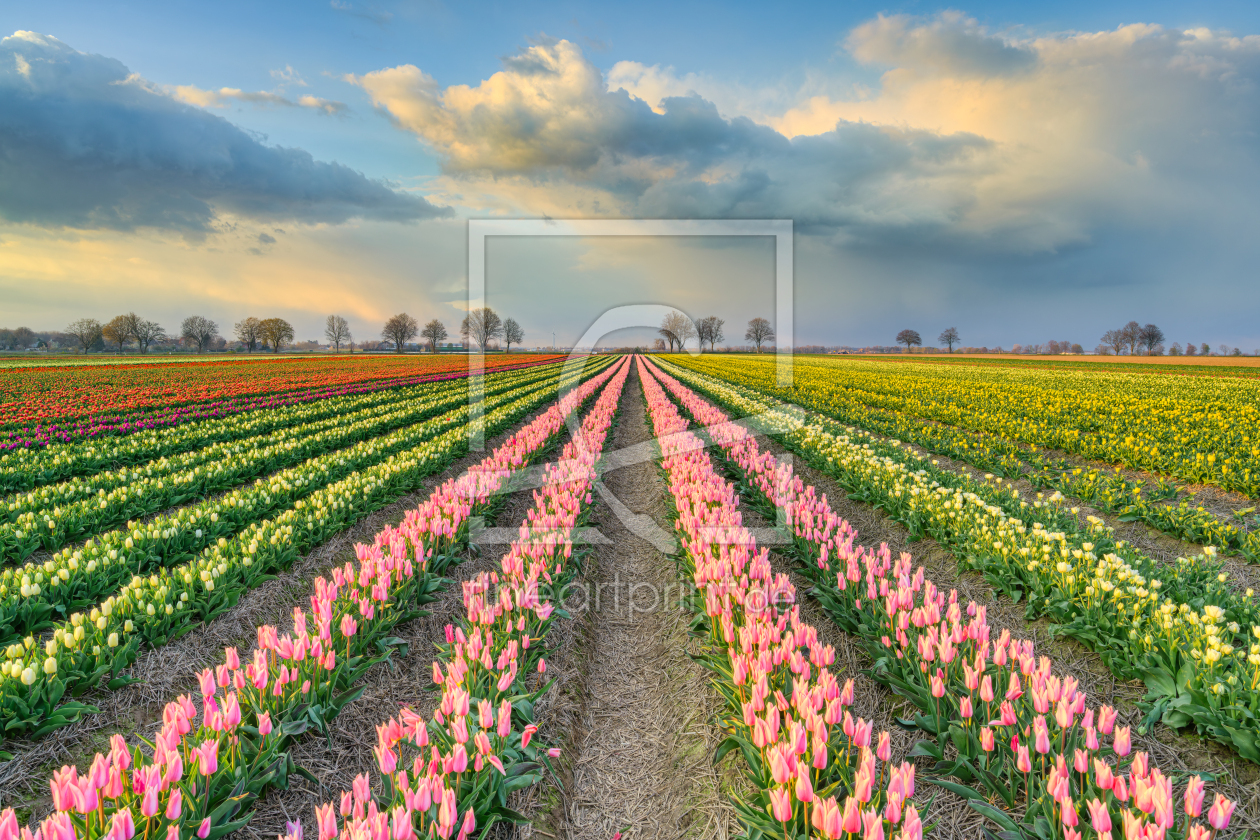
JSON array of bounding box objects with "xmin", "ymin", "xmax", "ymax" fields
[
  {"xmin": 171, "ymin": 84, "xmax": 348, "ymax": 115},
  {"xmin": 330, "ymin": 0, "xmax": 392, "ymax": 26},
  {"xmin": 846, "ymin": 12, "xmax": 1036, "ymax": 76},
  {"xmin": 258, "ymin": 232, "xmax": 276, "ymax": 244},
  {"xmin": 270, "ymin": 65, "xmax": 307, "ymax": 87},
  {"xmin": 297, "ymin": 94, "xmax": 348, "ymax": 115},
  {"xmin": 349, "ymin": 22, "xmax": 1260, "ymax": 260},
  {"xmin": 348, "ymin": 40, "xmax": 994, "ymax": 242},
  {"xmin": 772, "ymin": 15, "xmax": 1260, "ymax": 253},
  {"xmin": 0, "ymin": 31, "xmax": 448, "ymax": 234}
]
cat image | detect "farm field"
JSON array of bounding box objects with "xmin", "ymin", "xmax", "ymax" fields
[
  {"xmin": 0, "ymin": 354, "xmax": 562, "ymax": 449},
  {"xmin": 0, "ymin": 352, "xmax": 1253, "ymax": 840},
  {"xmin": 869, "ymin": 353, "xmax": 1260, "ymax": 376}
]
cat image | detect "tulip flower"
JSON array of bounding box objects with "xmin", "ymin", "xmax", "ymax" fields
[{"xmin": 1208, "ymin": 794, "xmax": 1235, "ymax": 830}]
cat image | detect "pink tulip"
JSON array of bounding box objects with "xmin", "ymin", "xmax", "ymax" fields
[
  {"xmin": 1061, "ymin": 796, "xmax": 1078, "ymax": 827},
  {"xmin": 315, "ymin": 804, "xmax": 338, "ymax": 840},
  {"xmin": 110, "ymin": 735, "xmax": 131, "ymax": 770},
  {"xmin": 391, "ymin": 806, "xmax": 414, "ymax": 840},
  {"xmin": 795, "ymin": 766, "xmax": 814, "ymax": 803},
  {"xmin": 1113, "ymin": 726, "xmax": 1131, "ymax": 757},
  {"xmin": 340, "ymin": 615, "xmax": 357, "ymax": 638},
  {"xmin": 1184, "ymin": 774, "xmax": 1205, "ymax": 817},
  {"xmin": 1086, "ymin": 799, "xmax": 1111, "ymax": 833},
  {"xmin": 841, "ymin": 797, "xmax": 862, "ymax": 834},
  {"xmin": 196, "ymin": 740, "xmax": 218, "ymax": 776},
  {"xmin": 1208, "ymin": 794, "xmax": 1235, "ymax": 830},
  {"xmin": 197, "ymin": 819, "xmax": 211, "ymax": 840},
  {"xmin": 1098, "ymin": 705, "xmax": 1117, "ymax": 735},
  {"xmin": 1033, "ymin": 715, "xmax": 1051, "ymax": 755},
  {"xmin": 197, "ymin": 668, "xmax": 215, "ymax": 699},
  {"xmin": 258, "ymin": 712, "xmax": 273, "ymax": 737},
  {"xmin": 861, "ymin": 809, "xmax": 884, "ymax": 840},
  {"xmin": 768, "ymin": 787, "xmax": 793, "ymax": 822},
  {"xmin": 899, "ymin": 805, "xmax": 922, "ymax": 840},
  {"xmin": 222, "ymin": 692, "xmax": 241, "ymax": 731},
  {"xmin": 164, "ymin": 788, "xmax": 182, "ymax": 820}
]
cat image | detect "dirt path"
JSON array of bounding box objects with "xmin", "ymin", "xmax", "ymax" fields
[{"xmin": 537, "ymin": 364, "xmax": 737, "ymax": 840}]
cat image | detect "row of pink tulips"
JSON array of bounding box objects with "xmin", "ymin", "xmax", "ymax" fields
[
  {"xmin": 638, "ymin": 356, "xmax": 922, "ymax": 840},
  {"xmin": 292, "ymin": 356, "xmax": 631, "ymax": 840},
  {"xmin": 641, "ymin": 358, "xmax": 1240, "ymax": 840},
  {"xmin": 0, "ymin": 359, "xmax": 628, "ymax": 840}
]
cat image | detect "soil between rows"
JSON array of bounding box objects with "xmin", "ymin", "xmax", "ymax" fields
[{"xmin": 515, "ymin": 362, "xmax": 739, "ymax": 839}]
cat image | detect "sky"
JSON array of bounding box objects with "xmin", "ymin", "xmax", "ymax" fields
[{"xmin": 2, "ymin": 1, "xmax": 1259, "ymax": 351}]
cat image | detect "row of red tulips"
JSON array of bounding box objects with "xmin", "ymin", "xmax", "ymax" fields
[
  {"xmin": 1, "ymin": 356, "xmax": 560, "ymax": 444},
  {"xmin": 0, "ymin": 358, "xmax": 626, "ymax": 840},
  {"xmin": 642, "ymin": 357, "xmax": 1239, "ymax": 840}
]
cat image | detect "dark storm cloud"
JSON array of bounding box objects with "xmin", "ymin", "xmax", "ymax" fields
[{"xmin": 0, "ymin": 31, "xmax": 450, "ymax": 234}]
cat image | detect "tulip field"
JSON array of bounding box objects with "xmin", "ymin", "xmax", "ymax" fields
[{"xmin": 0, "ymin": 352, "xmax": 1254, "ymax": 840}]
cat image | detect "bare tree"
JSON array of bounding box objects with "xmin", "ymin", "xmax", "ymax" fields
[
  {"xmin": 258, "ymin": 318, "xmax": 294, "ymax": 352},
  {"xmin": 181, "ymin": 316, "xmax": 219, "ymax": 353},
  {"xmin": 938, "ymin": 327, "xmax": 960, "ymax": 352},
  {"xmin": 1184, "ymin": 341, "xmax": 1197, "ymax": 356},
  {"xmin": 65, "ymin": 318, "xmax": 103, "ymax": 354},
  {"xmin": 102, "ymin": 316, "xmax": 132, "ymax": 353},
  {"xmin": 461, "ymin": 307, "xmax": 503, "ymax": 351},
  {"xmin": 325, "ymin": 315, "xmax": 352, "ymax": 351},
  {"xmin": 658, "ymin": 311, "xmax": 696, "ymax": 352},
  {"xmin": 745, "ymin": 317, "xmax": 775, "ymax": 352},
  {"xmin": 658, "ymin": 325, "xmax": 679, "ymax": 351},
  {"xmin": 235, "ymin": 317, "xmax": 262, "ymax": 353},
  {"xmin": 503, "ymin": 318, "xmax": 524, "ymax": 352},
  {"xmin": 130, "ymin": 316, "xmax": 166, "ymax": 354},
  {"xmin": 10, "ymin": 327, "xmax": 37, "ymax": 350},
  {"xmin": 421, "ymin": 319, "xmax": 448, "ymax": 353},
  {"xmin": 698, "ymin": 316, "xmax": 725, "ymax": 351},
  {"xmin": 896, "ymin": 329, "xmax": 922, "ymax": 351},
  {"xmin": 1139, "ymin": 323, "xmax": 1164, "ymax": 355},
  {"xmin": 1102, "ymin": 329, "xmax": 1126, "ymax": 356},
  {"xmin": 382, "ymin": 313, "xmax": 419, "ymax": 353},
  {"xmin": 1120, "ymin": 320, "xmax": 1142, "ymax": 355}
]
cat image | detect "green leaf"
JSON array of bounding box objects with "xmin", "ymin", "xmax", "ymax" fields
[
  {"xmin": 925, "ymin": 778, "xmax": 985, "ymax": 802},
  {"xmin": 969, "ymin": 800, "xmax": 1022, "ymax": 833},
  {"xmin": 714, "ymin": 736, "xmax": 742, "ymax": 764},
  {"xmin": 907, "ymin": 740, "xmax": 944, "ymax": 761}
]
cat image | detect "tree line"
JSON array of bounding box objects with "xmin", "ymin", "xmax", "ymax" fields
[
  {"xmin": 654, "ymin": 314, "xmax": 778, "ymax": 352},
  {"xmin": 1, "ymin": 308, "xmax": 528, "ymax": 355},
  {"xmin": 372, "ymin": 308, "xmax": 525, "ymax": 353}
]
